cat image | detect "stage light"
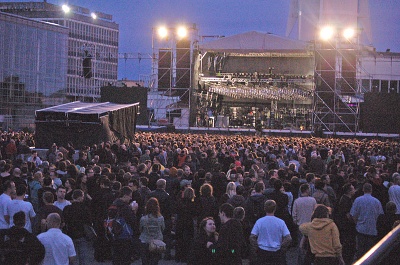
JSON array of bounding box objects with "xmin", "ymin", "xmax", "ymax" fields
[
  {"xmin": 91, "ymin": 12, "xmax": 97, "ymax": 19},
  {"xmin": 62, "ymin": 4, "xmax": 70, "ymax": 13},
  {"xmin": 320, "ymin": 26, "xmax": 335, "ymax": 41},
  {"xmin": 177, "ymin": 26, "xmax": 187, "ymax": 38},
  {"xmin": 158, "ymin": 26, "xmax": 168, "ymax": 38},
  {"xmin": 343, "ymin": 28, "xmax": 355, "ymax": 39}
]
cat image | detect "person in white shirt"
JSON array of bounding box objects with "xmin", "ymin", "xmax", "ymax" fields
[
  {"xmin": 292, "ymin": 183, "xmax": 317, "ymax": 265},
  {"xmin": 389, "ymin": 174, "xmax": 400, "ymax": 214},
  {"xmin": 0, "ymin": 180, "xmax": 16, "ymax": 229},
  {"xmin": 27, "ymin": 150, "xmax": 43, "ymax": 167},
  {"xmin": 5, "ymin": 184, "xmax": 36, "ymax": 232},
  {"xmin": 53, "ymin": 186, "xmax": 71, "ymax": 211},
  {"xmin": 38, "ymin": 212, "xmax": 76, "ymax": 265},
  {"xmin": 292, "ymin": 184, "xmax": 317, "ymax": 226}
]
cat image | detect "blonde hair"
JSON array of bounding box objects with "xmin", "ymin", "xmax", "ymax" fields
[
  {"xmin": 226, "ymin": 182, "xmax": 237, "ymax": 198},
  {"xmin": 33, "ymin": 171, "xmax": 43, "ymax": 181}
]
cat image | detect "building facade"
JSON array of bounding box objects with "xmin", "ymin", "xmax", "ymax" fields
[
  {"xmin": 0, "ymin": 11, "xmax": 68, "ymax": 129},
  {"xmin": 0, "ymin": 1, "xmax": 119, "ymax": 102}
]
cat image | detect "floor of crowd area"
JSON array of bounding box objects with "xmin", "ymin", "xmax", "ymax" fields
[{"xmin": 80, "ymin": 245, "xmax": 299, "ymax": 264}]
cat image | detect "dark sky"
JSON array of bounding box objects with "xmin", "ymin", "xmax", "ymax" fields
[{"xmin": 10, "ymin": 0, "xmax": 400, "ymax": 80}]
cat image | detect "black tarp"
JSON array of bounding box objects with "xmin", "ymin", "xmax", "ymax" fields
[{"xmin": 35, "ymin": 101, "xmax": 139, "ymax": 149}]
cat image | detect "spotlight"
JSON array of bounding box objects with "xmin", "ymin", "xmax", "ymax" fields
[
  {"xmin": 91, "ymin": 12, "xmax": 97, "ymax": 19},
  {"xmin": 320, "ymin": 26, "xmax": 335, "ymax": 41},
  {"xmin": 158, "ymin": 26, "xmax": 168, "ymax": 38},
  {"xmin": 177, "ymin": 26, "xmax": 187, "ymax": 38},
  {"xmin": 62, "ymin": 4, "xmax": 70, "ymax": 13},
  {"xmin": 343, "ymin": 28, "xmax": 355, "ymax": 39}
]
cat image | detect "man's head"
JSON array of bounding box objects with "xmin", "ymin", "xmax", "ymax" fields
[
  {"xmin": 2, "ymin": 180, "xmax": 16, "ymax": 195},
  {"xmin": 43, "ymin": 177, "xmax": 52, "ymax": 187},
  {"xmin": 254, "ymin": 181, "xmax": 265, "ymax": 194},
  {"xmin": 363, "ymin": 182, "xmax": 373, "ymax": 194},
  {"xmin": 46, "ymin": 213, "xmax": 62, "ymax": 229},
  {"xmin": 56, "ymin": 186, "xmax": 67, "ymax": 200},
  {"xmin": 72, "ymin": 189, "xmax": 84, "ymax": 202},
  {"xmin": 257, "ymin": 169, "xmax": 266, "ymax": 179},
  {"xmin": 393, "ymin": 174, "xmax": 400, "ymax": 185},
  {"xmin": 156, "ymin": 178, "xmax": 166, "ymax": 190},
  {"xmin": 306, "ymin": 173, "xmax": 315, "ymax": 183},
  {"xmin": 321, "ymin": 174, "xmax": 330, "ymax": 185},
  {"xmin": 342, "ymin": 183, "xmax": 355, "ymax": 197},
  {"xmin": 120, "ymin": 186, "xmax": 133, "ymax": 203},
  {"xmin": 300, "ymin": 183, "xmax": 310, "ymax": 195},
  {"xmin": 13, "ymin": 211, "xmax": 26, "ymax": 228},
  {"xmin": 183, "ymin": 165, "xmax": 191, "ymax": 176},
  {"xmin": 12, "ymin": 168, "xmax": 21, "ymax": 177},
  {"xmin": 219, "ymin": 203, "xmax": 234, "ymax": 224},
  {"xmin": 43, "ymin": 191, "xmax": 54, "ymax": 204},
  {"xmin": 16, "ymin": 184, "xmax": 27, "ymax": 197},
  {"xmin": 264, "ymin": 200, "xmax": 277, "ymax": 214}
]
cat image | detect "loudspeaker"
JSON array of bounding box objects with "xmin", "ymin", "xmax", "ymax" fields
[
  {"xmin": 360, "ymin": 92, "xmax": 400, "ymax": 133},
  {"xmin": 83, "ymin": 57, "xmax": 92, "ymax": 79},
  {"xmin": 158, "ymin": 50, "xmax": 171, "ymax": 89}
]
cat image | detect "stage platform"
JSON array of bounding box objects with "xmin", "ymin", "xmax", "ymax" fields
[{"xmin": 136, "ymin": 125, "xmax": 399, "ymax": 138}]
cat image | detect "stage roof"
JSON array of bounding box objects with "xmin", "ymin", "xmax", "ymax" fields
[
  {"xmin": 199, "ymin": 31, "xmax": 308, "ymax": 53},
  {"xmin": 36, "ymin": 101, "xmax": 139, "ymax": 118}
]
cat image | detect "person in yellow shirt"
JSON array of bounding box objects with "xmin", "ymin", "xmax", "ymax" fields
[{"xmin": 299, "ymin": 204, "xmax": 344, "ymax": 265}]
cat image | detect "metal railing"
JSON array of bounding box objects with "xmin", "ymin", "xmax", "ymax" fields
[{"xmin": 354, "ymin": 224, "xmax": 400, "ymax": 265}]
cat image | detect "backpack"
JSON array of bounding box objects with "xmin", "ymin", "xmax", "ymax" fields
[{"xmin": 104, "ymin": 204, "xmax": 133, "ymax": 241}]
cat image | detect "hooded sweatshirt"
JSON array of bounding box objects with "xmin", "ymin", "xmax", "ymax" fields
[{"xmin": 299, "ymin": 218, "xmax": 342, "ymax": 258}]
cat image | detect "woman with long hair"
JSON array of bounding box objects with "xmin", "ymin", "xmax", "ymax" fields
[
  {"xmin": 64, "ymin": 178, "xmax": 76, "ymax": 201},
  {"xmin": 219, "ymin": 182, "xmax": 237, "ymax": 206},
  {"xmin": 196, "ymin": 183, "xmax": 219, "ymax": 228},
  {"xmin": 139, "ymin": 197, "xmax": 165, "ymax": 265},
  {"xmin": 188, "ymin": 217, "xmax": 218, "ymax": 265},
  {"xmin": 76, "ymin": 173, "xmax": 92, "ymax": 201},
  {"xmin": 175, "ymin": 187, "xmax": 197, "ymax": 263}
]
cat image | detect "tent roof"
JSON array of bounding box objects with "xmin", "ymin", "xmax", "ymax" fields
[
  {"xmin": 199, "ymin": 31, "xmax": 308, "ymax": 53},
  {"xmin": 36, "ymin": 101, "xmax": 139, "ymax": 117}
]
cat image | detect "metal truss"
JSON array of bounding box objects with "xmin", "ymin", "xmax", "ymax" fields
[{"xmin": 313, "ymin": 40, "xmax": 362, "ymax": 133}]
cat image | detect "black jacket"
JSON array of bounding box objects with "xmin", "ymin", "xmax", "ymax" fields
[
  {"xmin": 63, "ymin": 201, "xmax": 92, "ymax": 239},
  {"xmin": 189, "ymin": 232, "xmax": 218, "ymax": 265},
  {"xmin": 209, "ymin": 218, "xmax": 244, "ymax": 265},
  {"xmin": 0, "ymin": 226, "xmax": 45, "ymax": 265}
]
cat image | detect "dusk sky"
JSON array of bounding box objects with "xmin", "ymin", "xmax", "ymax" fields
[{"xmin": 10, "ymin": 0, "xmax": 400, "ymax": 80}]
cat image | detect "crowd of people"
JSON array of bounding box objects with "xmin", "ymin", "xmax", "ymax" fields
[{"xmin": 0, "ymin": 130, "xmax": 400, "ymax": 265}]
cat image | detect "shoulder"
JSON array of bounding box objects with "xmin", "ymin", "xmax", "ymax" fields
[{"xmin": 299, "ymin": 222, "xmax": 311, "ymax": 232}]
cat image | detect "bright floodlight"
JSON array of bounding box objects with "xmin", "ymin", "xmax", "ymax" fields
[
  {"xmin": 91, "ymin": 12, "xmax": 97, "ymax": 19},
  {"xmin": 320, "ymin": 26, "xmax": 335, "ymax": 41},
  {"xmin": 343, "ymin": 28, "xmax": 355, "ymax": 39},
  {"xmin": 158, "ymin": 27, "xmax": 168, "ymax": 38},
  {"xmin": 62, "ymin": 4, "xmax": 70, "ymax": 13},
  {"xmin": 177, "ymin": 26, "xmax": 187, "ymax": 38}
]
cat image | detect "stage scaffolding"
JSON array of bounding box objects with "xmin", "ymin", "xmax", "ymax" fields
[
  {"xmin": 313, "ymin": 34, "xmax": 364, "ymax": 133},
  {"xmin": 150, "ymin": 24, "xmax": 199, "ymax": 127}
]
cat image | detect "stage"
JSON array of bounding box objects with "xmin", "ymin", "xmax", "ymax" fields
[{"xmin": 136, "ymin": 125, "xmax": 399, "ymax": 138}]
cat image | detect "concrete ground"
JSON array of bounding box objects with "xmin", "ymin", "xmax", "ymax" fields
[{"xmin": 84, "ymin": 245, "xmax": 299, "ymax": 265}]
